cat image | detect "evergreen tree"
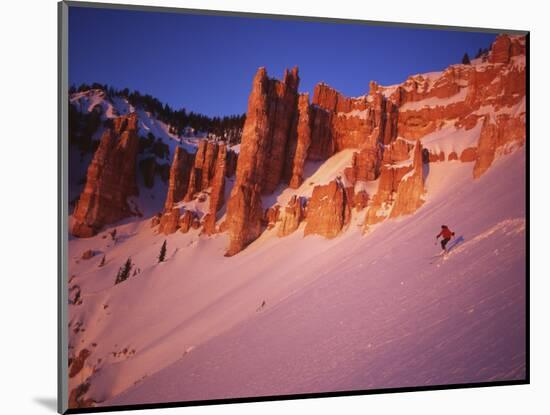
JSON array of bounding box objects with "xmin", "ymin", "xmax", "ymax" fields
[
  {"xmin": 462, "ymin": 52, "xmax": 471, "ymax": 65},
  {"xmin": 115, "ymin": 257, "xmax": 133, "ymax": 285},
  {"xmin": 158, "ymin": 240, "xmax": 167, "ymax": 263}
]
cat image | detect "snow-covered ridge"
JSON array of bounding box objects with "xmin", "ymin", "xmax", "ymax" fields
[{"xmin": 70, "ymin": 89, "xmax": 201, "ymax": 154}]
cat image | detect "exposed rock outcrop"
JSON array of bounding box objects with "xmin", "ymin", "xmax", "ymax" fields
[
  {"xmin": 158, "ymin": 207, "xmax": 180, "ymax": 235},
  {"xmin": 390, "ymin": 141, "xmax": 425, "ymax": 218},
  {"xmin": 473, "ymin": 113, "xmax": 525, "ymax": 178},
  {"xmin": 148, "ymin": 34, "xmax": 526, "ymax": 255},
  {"xmin": 278, "ymin": 195, "xmax": 305, "ymax": 237},
  {"xmin": 179, "ymin": 210, "xmax": 195, "ymax": 234},
  {"xmin": 72, "ymin": 113, "xmax": 140, "ymax": 237},
  {"xmin": 184, "ymin": 141, "xmax": 220, "ymax": 201},
  {"xmin": 285, "ymin": 93, "xmax": 312, "ymax": 188},
  {"xmin": 164, "ymin": 146, "xmax": 193, "ymax": 211},
  {"xmin": 304, "ymin": 180, "xmax": 351, "ymax": 238},
  {"xmin": 308, "ymin": 106, "xmax": 333, "ymax": 161},
  {"xmin": 265, "ymin": 205, "xmax": 281, "ymax": 230},
  {"xmin": 354, "ymin": 191, "xmax": 369, "ymax": 211},
  {"xmin": 225, "ymin": 184, "xmax": 264, "ymax": 256},
  {"xmin": 460, "ymin": 147, "xmax": 477, "ymax": 162},
  {"xmin": 202, "ymin": 144, "xmax": 227, "ymax": 235},
  {"xmin": 225, "ymin": 67, "xmax": 300, "ymax": 256}
]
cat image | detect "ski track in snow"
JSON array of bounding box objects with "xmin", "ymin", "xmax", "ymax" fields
[{"xmin": 64, "ymin": 147, "xmax": 527, "ymax": 407}]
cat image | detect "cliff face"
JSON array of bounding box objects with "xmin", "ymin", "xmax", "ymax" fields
[
  {"xmin": 72, "ymin": 113, "xmax": 140, "ymax": 237},
  {"xmin": 277, "ymin": 195, "xmax": 305, "ymax": 237},
  {"xmin": 102, "ymin": 35, "xmax": 524, "ymax": 257},
  {"xmin": 164, "ymin": 146, "xmax": 193, "ymax": 211},
  {"xmin": 202, "ymin": 144, "xmax": 227, "ymax": 235},
  {"xmin": 184, "ymin": 141, "xmax": 220, "ymax": 201},
  {"xmin": 285, "ymin": 93, "xmax": 312, "ymax": 189},
  {"xmin": 390, "ymin": 141, "xmax": 425, "ymax": 218},
  {"xmin": 304, "ymin": 180, "xmax": 351, "ymax": 239},
  {"xmin": 224, "ymin": 67, "xmax": 301, "ymax": 256}
]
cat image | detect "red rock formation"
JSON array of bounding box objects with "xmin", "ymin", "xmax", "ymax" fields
[
  {"xmin": 263, "ymin": 68, "xmax": 300, "ymax": 194},
  {"xmin": 308, "ymin": 106, "xmax": 333, "ymax": 160},
  {"xmin": 304, "ymin": 180, "xmax": 351, "ymax": 238},
  {"xmin": 312, "ymin": 83, "xmax": 367, "ymax": 113},
  {"xmin": 184, "ymin": 141, "xmax": 221, "ymax": 201},
  {"xmin": 184, "ymin": 167, "xmax": 201, "ymax": 202},
  {"xmin": 473, "ymin": 117, "xmax": 498, "ymax": 179},
  {"xmin": 352, "ymin": 147, "xmax": 382, "ymax": 182},
  {"xmin": 113, "ymin": 113, "xmax": 139, "ymax": 135},
  {"xmin": 191, "ymin": 217, "xmax": 201, "ymax": 230},
  {"xmin": 225, "ymin": 184, "xmax": 264, "ymax": 256},
  {"xmin": 278, "ymin": 195, "xmax": 304, "ymax": 237},
  {"xmin": 382, "ymin": 138, "xmax": 412, "ymax": 164},
  {"xmin": 202, "ymin": 145, "xmax": 227, "ymax": 235},
  {"xmin": 285, "ymin": 93, "xmax": 312, "ymax": 188},
  {"xmin": 72, "ymin": 115, "xmax": 140, "ymax": 237},
  {"xmin": 225, "ymin": 67, "xmax": 300, "ymax": 255},
  {"xmin": 222, "ymin": 34, "xmax": 525, "ymax": 250},
  {"xmin": 201, "ymin": 213, "xmax": 215, "ymax": 236},
  {"xmin": 354, "ymin": 191, "xmax": 369, "ymax": 211},
  {"xmin": 225, "ymin": 149, "xmax": 238, "ymax": 177},
  {"xmin": 394, "ymin": 35, "xmax": 525, "ymax": 142},
  {"xmin": 390, "ymin": 141, "xmax": 425, "ymax": 218},
  {"xmin": 164, "ymin": 146, "xmax": 193, "ymax": 211},
  {"xmin": 489, "ymin": 35, "xmax": 513, "ymax": 64},
  {"xmin": 363, "ymin": 162, "xmax": 413, "ymax": 231},
  {"xmin": 158, "ymin": 207, "xmax": 180, "ymax": 235},
  {"xmin": 201, "ymin": 141, "xmax": 219, "ymax": 189},
  {"xmin": 460, "ymin": 147, "xmax": 477, "ymax": 162},
  {"xmin": 150, "ymin": 213, "xmax": 161, "ymax": 228},
  {"xmin": 179, "ymin": 210, "xmax": 194, "ymax": 234},
  {"xmin": 265, "ymin": 205, "xmax": 281, "ymax": 230},
  {"xmin": 376, "ymin": 165, "xmax": 413, "ymax": 203},
  {"xmin": 473, "ymin": 113, "xmax": 525, "ymax": 178},
  {"xmin": 209, "ymin": 144, "xmax": 227, "ymax": 214},
  {"xmin": 428, "ymin": 151, "xmax": 445, "ymax": 163},
  {"xmin": 331, "ymin": 113, "xmax": 371, "ymax": 152}
]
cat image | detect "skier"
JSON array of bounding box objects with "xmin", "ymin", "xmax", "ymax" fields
[{"xmin": 436, "ymin": 225, "xmax": 455, "ymax": 252}]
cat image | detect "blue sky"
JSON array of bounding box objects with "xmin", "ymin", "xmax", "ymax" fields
[{"xmin": 69, "ymin": 6, "xmax": 496, "ymax": 117}]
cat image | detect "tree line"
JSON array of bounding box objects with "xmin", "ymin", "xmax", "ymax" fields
[{"xmin": 69, "ymin": 83, "xmax": 245, "ymax": 144}]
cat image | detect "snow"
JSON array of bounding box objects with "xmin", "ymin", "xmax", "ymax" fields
[
  {"xmin": 419, "ymin": 120, "xmax": 483, "ymax": 156},
  {"xmin": 67, "ymin": 142, "xmax": 525, "ymax": 406},
  {"xmin": 338, "ymin": 109, "xmax": 369, "ymax": 119},
  {"xmin": 99, "ymin": 147, "xmax": 525, "ymax": 406},
  {"xmin": 69, "ymin": 89, "xmax": 198, "ymax": 155},
  {"xmin": 267, "ymin": 148, "xmax": 358, "ymax": 208},
  {"xmin": 421, "ymin": 71, "xmax": 444, "ymax": 82},
  {"xmin": 354, "ymin": 179, "xmax": 378, "ymax": 195},
  {"xmin": 400, "ymin": 87, "xmax": 469, "ymax": 111},
  {"xmin": 474, "ymin": 97, "xmax": 526, "ymax": 121},
  {"xmin": 379, "ymin": 84, "xmax": 399, "ymax": 98}
]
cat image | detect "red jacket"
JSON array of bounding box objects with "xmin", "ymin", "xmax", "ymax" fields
[{"xmin": 437, "ymin": 227, "xmax": 454, "ymax": 239}]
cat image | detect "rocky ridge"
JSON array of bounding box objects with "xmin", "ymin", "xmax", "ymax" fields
[{"xmin": 71, "ymin": 35, "xmax": 526, "ymax": 257}]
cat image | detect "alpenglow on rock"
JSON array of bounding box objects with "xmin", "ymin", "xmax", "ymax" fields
[
  {"xmin": 224, "ymin": 67, "xmax": 300, "ymax": 256},
  {"xmin": 72, "ymin": 113, "xmax": 140, "ymax": 237}
]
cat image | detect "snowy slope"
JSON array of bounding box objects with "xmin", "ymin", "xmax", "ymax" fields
[
  {"xmin": 67, "ymin": 140, "xmax": 525, "ymax": 406},
  {"xmin": 107, "ymin": 149, "xmax": 525, "ymax": 405}
]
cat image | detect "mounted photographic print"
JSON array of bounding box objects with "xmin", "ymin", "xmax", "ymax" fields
[{"xmin": 58, "ymin": 1, "xmax": 529, "ymax": 413}]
